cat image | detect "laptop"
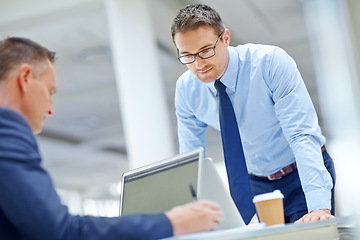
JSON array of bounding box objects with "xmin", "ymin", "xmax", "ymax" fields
[{"xmin": 119, "ymin": 148, "xmax": 245, "ymax": 230}]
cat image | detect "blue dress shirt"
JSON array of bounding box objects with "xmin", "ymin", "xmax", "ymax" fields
[
  {"xmin": 0, "ymin": 107, "xmax": 172, "ymax": 240},
  {"xmin": 175, "ymin": 44, "xmax": 333, "ymax": 212}
]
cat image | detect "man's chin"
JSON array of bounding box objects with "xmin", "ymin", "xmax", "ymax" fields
[
  {"xmin": 197, "ymin": 76, "xmax": 216, "ymax": 83},
  {"xmin": 32, "ymin": 126, "xmax": 43, "ymax": 135}
]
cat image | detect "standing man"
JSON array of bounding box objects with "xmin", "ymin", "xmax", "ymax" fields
[
  {"xmin": 171, "ymin": 4, "xmax": 336, "ymax": 224},
  {"xmin": 0, "ymin": 36, "xmax": 224, "ymax": 240}
]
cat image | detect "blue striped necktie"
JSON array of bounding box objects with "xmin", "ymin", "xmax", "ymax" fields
[{"xmin": 214, "ymin": 80, "xmax": 256, "ymax": 225}]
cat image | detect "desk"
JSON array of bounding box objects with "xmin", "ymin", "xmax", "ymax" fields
[{"xmin": 163, "ymin": 216, "xmax": 359, "ymax": 240}]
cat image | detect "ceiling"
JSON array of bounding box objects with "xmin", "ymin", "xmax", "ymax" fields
[{"xmin": 0, "ymin": 0, "xmax": 323, "ymax": 198}]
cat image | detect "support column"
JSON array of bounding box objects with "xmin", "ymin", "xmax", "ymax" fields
[
  {"xmin": 303, "ymin": 0, "xmax": 360, "ymax": 216},
  {"xmin": 105, "ymin": 0, "xmax": 175, "ymax": 168}
]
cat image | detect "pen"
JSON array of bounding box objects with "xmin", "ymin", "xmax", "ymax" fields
[{"xmin": 189, "ymin": 184, "xmax": 197, "ymax": 200}]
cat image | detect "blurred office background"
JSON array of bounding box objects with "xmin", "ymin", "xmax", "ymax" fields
[{"xmin": 1, "ymin": 0, "xmax": 359, "ymax": 219}]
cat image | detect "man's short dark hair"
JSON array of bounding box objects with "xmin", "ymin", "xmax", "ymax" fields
[
  {"xmin": 0, "ymin": 37, "xmax": 56, "ymax": 82},
  {"xmin": 171, "ymin": 4, "xmax": 225, "ymax": 42}
]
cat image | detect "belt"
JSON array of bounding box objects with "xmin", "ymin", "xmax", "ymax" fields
[{"xmin": 249, "ymin": 146, "xmax": 326, "ymax": 181}]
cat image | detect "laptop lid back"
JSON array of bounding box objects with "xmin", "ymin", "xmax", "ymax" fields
[{"xmin": 197, "ymin": 157, "xmax": 245, "ymax": 229}]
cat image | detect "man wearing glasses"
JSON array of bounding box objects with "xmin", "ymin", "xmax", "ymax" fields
[{"xmin": 171, "ymin": 4, "xmax": 336, "ymax": 224}]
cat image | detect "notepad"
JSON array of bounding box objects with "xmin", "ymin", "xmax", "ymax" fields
[{"xmin": 162, "ymin": 219, "xmax": 340, "ymax": 240}]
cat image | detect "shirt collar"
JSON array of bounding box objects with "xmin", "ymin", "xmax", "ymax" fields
[{"xmin": 207, "ymin": 47, "xmax": 239, "ymax": 96}]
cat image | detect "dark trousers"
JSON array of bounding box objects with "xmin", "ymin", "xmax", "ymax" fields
[{"xmin": 248, "ymin": 148, "xmax": 336, "ymax": 223}]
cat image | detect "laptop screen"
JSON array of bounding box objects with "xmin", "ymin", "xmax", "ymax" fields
[{"xmin": 119, "ymin": 149, "xmax": 201, "ymax": 216}]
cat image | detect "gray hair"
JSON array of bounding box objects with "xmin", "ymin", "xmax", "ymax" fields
[{"xmin": 0, "ymin": 37, "xmax": 55, "ymax": 82}]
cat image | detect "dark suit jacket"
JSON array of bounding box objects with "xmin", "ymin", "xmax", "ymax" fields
[{"xmin": 0, "ymin": 107, "xmax": 172, "ymax": 240}]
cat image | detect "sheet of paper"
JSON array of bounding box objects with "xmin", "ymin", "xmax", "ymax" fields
[{"xmin": 161, "ymin": 223, "xmax": 266, "ymax": 240}]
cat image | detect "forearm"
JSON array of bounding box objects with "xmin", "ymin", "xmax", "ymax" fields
[
  {"xmin": 66, "ymin": 214, "xmax": 172, "ymax": 240},
  {"xmin": 292, "ymin": 140, "xmax": 333, "ymax": 211}
]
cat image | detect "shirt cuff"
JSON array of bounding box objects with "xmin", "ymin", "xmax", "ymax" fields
[{"xmin": 304, "ymin": 189, "xmax": 332, "ymax": 212}]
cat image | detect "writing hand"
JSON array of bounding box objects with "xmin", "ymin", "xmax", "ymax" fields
[{"xmin": 165, "ymin": 200, "xmax": 224, "ymax": 236}]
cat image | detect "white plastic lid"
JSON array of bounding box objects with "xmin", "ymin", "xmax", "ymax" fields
[{"xmin": 253, "ymin": 190, "xmax": 284, "ymax": 203}]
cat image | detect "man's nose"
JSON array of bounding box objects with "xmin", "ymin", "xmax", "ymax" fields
[{"xmin": 194, "ymin": 55, "xmax": 206, "ymax": 68}]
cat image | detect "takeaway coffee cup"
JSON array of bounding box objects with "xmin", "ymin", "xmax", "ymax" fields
[{"xmin": 253, "ymin": 190, "xmax": 285, "ymax": 226}]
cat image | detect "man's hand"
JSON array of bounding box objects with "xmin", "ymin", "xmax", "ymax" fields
[
  {"xmin": 294, "ymin": 209, "xmax": 334, "ymax": 224},
  {"xmin": 165, "ymin": 200, "xmax": 224, "ymax": 236}
]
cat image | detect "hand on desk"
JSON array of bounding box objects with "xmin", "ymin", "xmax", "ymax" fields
[
  {"xmin": 165, "ymin": 200, "xmax": 224, "ymax": 236},
  {"xmin": 294, "ymin": 209, "xmax": 335, "ymax": 224}
]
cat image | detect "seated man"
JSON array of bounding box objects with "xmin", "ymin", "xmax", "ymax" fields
[{"xmin": 0, "ymin": 37, "xmax": 224, "ymax": 240}]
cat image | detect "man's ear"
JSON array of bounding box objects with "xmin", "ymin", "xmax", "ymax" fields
[
  {"xmin": 223, "ymin": 28, "xmax": 230, "ymax": 46},
  {"xmin": 17, "ymin": 64, "xmax": 32, "ymax": 93}
]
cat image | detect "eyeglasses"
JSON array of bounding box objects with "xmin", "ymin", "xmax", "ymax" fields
[{"xmin": 177, "ymin": 31, "xmax": 224, "ymax": 65}]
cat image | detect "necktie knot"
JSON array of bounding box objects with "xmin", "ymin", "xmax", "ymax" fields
[{"xmin": 214, "ymin": 80, "xmax": 226, "ymax": 95}]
